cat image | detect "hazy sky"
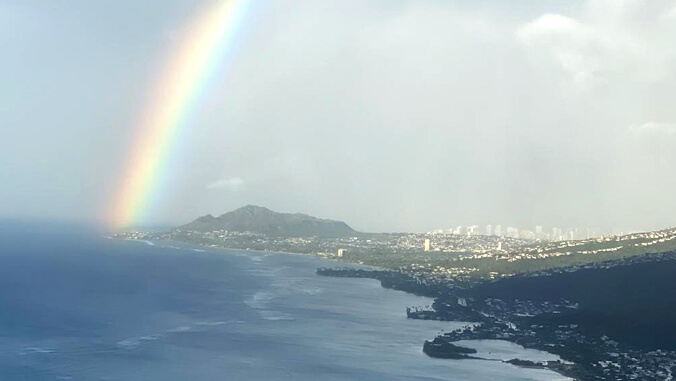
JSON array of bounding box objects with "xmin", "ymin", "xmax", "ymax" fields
[{"xmin": 2, "ymin": 0, "xmax": 676, "ymax": 232}]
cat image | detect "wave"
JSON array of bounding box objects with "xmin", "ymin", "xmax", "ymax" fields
[
  {"xmin": 117, "ymin": 319, "xmax": 250, "ymax": 349},
  {"xmin": 167, "ymin": 325, "xmax": 192, "ymax": 333},
  {"xmin": 159, "ymin": 245, "xmax": 181, "ymax": 250},
  {"xmin": 299, "ymin": 287, "xmax": 324, "ymax": 295},
  {"xmin": 117, "ymin": 335, "xmax": 161, "ymax": 348},
  {"xmin": 19, "ymin": 347, "xmax": 55, "ymax": 355},
  {"xmin": 245, "ymin": 291, "xmax": 274, "ymax": 309},
  {"xmin": 259, "ymin": 310, "xmax": 294, "ymax": 321},
  {"xmin": 271, "ymin": 276, "xmax": 324, "ymax": 296},
  {"xmin": 245, "ymin": 291, "xmax": 294, "ymax": 321},
  {"xmin": 196, "ymin": 320, "xmax": 244, "ymax": 326}
]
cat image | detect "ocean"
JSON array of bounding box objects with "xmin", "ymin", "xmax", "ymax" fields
[{"xmin": 0, "ymin": 222, "xmax": 569, "ymax": 380}]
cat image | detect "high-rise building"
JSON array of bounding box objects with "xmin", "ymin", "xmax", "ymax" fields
[
  {"xmin": 497, "ymin": 241, "xmax": 503, "ymax": 251},
  {"xmin": 520, "ymin": 230, "xmax": 535, "ymax": 240},
  {"xmin": 494, "ymin": 225, "xmax": 502, "ymax": 236},
  {"xmin": 424, "ymin": 238, "xmax": 431, "ymax": 252},
  {"xmin": 506, "ymin": 227, "xmax": 519, "ymax": 238},
  {"xmin": 535, "ymin": 225, "xmax": 543, "ymax": 239},
  {"xmin": 553, "ymin": 227, "xmax": 563, "ymax": 241},
  {"xmin": 486, "ymin": 225, "xmax": 493, "ymax": 236}
]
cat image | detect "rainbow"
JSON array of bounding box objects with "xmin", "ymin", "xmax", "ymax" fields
[{"xmin": 110, "ymin": 0, "xmax": 253, "ymax": 229}]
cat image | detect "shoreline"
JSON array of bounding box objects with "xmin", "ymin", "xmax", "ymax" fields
[
  {"xmin": 316, "ymin": 267, "xmax": 581, "ymax": 380},
  {"xmin": 117, "ymin": 236, "xmax": 577, "ymax": 380},
  {"xmin": 121, "ymin": 237, "xmax": 392, "ymax": 270},
  {"xmin": 426, "ymin": 339, "xmax": 577, "ymax": 380},
  {"xmin": 315, "ymin": 267, "xmax": 578, "ymax": 380}
]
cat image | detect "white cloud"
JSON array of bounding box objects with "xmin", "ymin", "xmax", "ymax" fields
[
  {"xmin": 206, "ymin": 177, "xmax": 246, "ymax": 191},
  {"xmin": 516, "ymin": 0, "xmax": 676, "ymax": 90},
  {"xmin": 517, "ymin": 14, "xmax": 601, "ymax": 90},
  {"xmin": 630, "ymin": 122, "xmax": 676, "ymax": 137},
  {"xmin": 664, "ymin": 5, "xmax": 676, "ymax": 20}
]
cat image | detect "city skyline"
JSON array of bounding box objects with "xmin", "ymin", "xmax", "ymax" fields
[{"xmin": 428, "ymin": 223, "xmax": 655, "ymax": 241}]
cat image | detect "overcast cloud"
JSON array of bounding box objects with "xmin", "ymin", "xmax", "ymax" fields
[{"xmin": 1, "ymin": 0, "xmax": 675, "ymax": 232}]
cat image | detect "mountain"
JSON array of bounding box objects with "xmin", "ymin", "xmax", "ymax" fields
[{"xmin": 176, "ymin": 205, "xmax": 357, "ymax": 238}]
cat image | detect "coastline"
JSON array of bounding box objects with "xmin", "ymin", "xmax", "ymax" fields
[
  {"xmin": 315, "ymin": 266, "xmax": 581, "ymax": 380},
  {"xmin": 118, "ymin": 237, "xmax": 577, "ymax": 380},
  {"xmin": 123, "ymin": 237, "xmax": 391, "ymax": 271}
]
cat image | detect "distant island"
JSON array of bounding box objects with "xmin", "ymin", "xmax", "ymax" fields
[{"xmin": 177, "ymin": 205, "xmax": 356, "ymax": 238}]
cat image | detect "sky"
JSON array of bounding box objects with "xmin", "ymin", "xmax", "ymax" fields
[{"xmin": 2, "ymin": 0, "xmax": 676, "ymax": 233}]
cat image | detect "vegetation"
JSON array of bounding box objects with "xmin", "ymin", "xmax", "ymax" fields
[
  {"xmin": 466, "ymin": 253, "xmax": 676, "ymax": 351},
  {"xmin": 178, "ymin": 205, "xmax": 356, "ymax": 238}
]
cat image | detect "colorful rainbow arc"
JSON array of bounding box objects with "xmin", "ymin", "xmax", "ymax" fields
[{"xmin": 110, "ymin": 0, "xmax": 253, "ymax": 229}]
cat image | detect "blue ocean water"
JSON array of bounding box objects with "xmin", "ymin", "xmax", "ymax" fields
[{"xmin": 0, "ymin": 222, "xmax": 568, "ymax": 380}]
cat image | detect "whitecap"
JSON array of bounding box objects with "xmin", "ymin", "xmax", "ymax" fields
[
  {"xmin": 245, "ymin": 292, "xmax": 273, "ymax": 309},
  {"xmin": 19, "ymin": 347, "xmax": 55, "ymax": 355},
  {"xmin": 245, "ymin": 291, "xmax": 293, "ymax": 321},
  {"xmin": 195, "ymin": 320, "xmax": 243, "ymax": 326},
  {"xmin": 259, "ymin": 310, "xmax": 294, "ymax": 321},
  {"xmin": 117, "ymin": 334, "xmax": 161, "ymax": 348},
  {"xmin": 300, "ymin": 287, "xmax": 324, "ymax": 295},
  {"xmin": 168, "ymin": 326, "xmax": 192, "ymax": 333}
]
